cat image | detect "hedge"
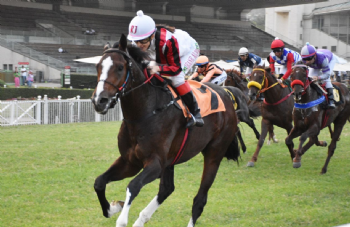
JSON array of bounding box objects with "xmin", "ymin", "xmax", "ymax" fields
[{"xmin": 0, "ymin": 87, "xmax": 94, "ymax": 100}]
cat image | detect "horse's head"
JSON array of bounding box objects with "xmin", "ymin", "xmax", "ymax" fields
[
  {"xmin": 224, "ymin": 68, "xmax": 242, "ymax": 87},
  {"xmin": 91, "ymin": 34, "xmax": 148, "ymax": 114},
  {"xmin": 290, "ymin": 63, "xmax": 309, "ymax": 102},
  {"xmin": 247, "ymin": 65, "xmax": 268, "ymax": 101}
]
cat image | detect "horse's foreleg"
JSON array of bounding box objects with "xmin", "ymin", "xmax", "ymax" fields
[
  {"xmin": 133, "ymin": 166, "xmax": 175, "ymax": 227},
  {"xmin": 237, "ymin": 110, "xmax": 260, "ymax": 140},
  {"xmin": 94, "ymin": 157, "xmax": 141, "ymax": 218},
  {"xmin": 247, "ymin": 119, "xmax": 269, "ymax": 167},
  {"xmin": 116, "ymin": 158, "xmax": 162, "ymax": 227},
  {"xmin": 189, "ymin": 152, "xmax": 222, "ymax": 227},
  {"xmin": 321, "ymin": 121, "xmax": 346, "ymax": 174},
  {"xmin": 236, "ymin": 128, "xmax": 247, "ymax": 153}
]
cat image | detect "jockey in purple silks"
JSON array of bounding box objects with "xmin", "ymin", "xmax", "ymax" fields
[{"xmin": 300, "ymin": 42, "xmax": 344, "ymax": 109}]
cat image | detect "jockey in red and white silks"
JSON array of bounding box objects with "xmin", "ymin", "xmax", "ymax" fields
[
  {"xmin": 128, "ymin": 10, "xmax": 203, "ymax": 127},
  {"xmin": 269, "ymin": 38, "xmax": 301, "ymax": 82}
]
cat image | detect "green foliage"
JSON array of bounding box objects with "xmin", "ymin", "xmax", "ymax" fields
[
  {"xmin": 0, "ymin": 79, "xmax": 5, "ymax": 87},
  {"xmin": 62, "ymin": 73, "xmax": 97, "ymax": 89},
  {"xmin": 0, "ymin": 87, "xmax": 94, "ymax": 100},
  {"xmin": 1, "ymin": 120, "xmax": 350, "ymax": 226}
]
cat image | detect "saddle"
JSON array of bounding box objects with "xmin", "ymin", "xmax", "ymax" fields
[
  {"xmin": 168, "ymin": 80, "xmax": 226, "ymax": 118},
  {"xmin": 310, "ymin": 80, "xmax": 342, "ymax": 109}
]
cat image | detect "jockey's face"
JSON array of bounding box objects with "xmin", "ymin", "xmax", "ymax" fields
[
  {"xmin": 303, "ymin": 55, "xmax": 316, "ymax": 66},
  {"xmin": 240, "ymin": 54, "xmax": 248, "ymax": 61},
  {"xmin": 135, "ymin": 34, "xmax": 155, "ymax": 52},
  {"xmin": 197, "ymin": 64, "xmax": 208, "ymax": 73},
  {"xmin": 273, "ymin": 48, "xmax": 283, "ymax": 58}
]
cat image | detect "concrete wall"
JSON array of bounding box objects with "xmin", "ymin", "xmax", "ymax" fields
[{"xmin": 0, "ymin": 45, "xmax": 62, "ymax": 81}]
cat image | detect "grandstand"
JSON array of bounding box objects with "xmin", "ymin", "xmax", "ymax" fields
[{"xmin": 0, "ymin": 0, "xmax": 312, "ymax": 82}]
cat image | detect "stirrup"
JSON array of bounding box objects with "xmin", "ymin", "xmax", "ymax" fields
[
  {"xmin": 186, "ymin": 113, "xmax": 204, "ymax": 128},
  {"xmin": 328, "ymin": 102, "xmax": 335, "ymax": 109}
]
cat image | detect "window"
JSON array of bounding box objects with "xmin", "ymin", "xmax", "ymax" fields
[
  {"xmin": 9, "ymin": 64, "xmax": 13, "ymax": 71},
  {"xmin": 322, "ymin": 46, "xmax": 327, "ymax": 49},
  {"xmin": 300, "ymin": 21, "xmax": 303, "ymax": 27},
  {"xmin": 331, "ymin": 46, "xmax": 337, "ymax": 52},
  {"xmin": 3, "ymin": 64, "xmax": 7, "ymax": 70}
]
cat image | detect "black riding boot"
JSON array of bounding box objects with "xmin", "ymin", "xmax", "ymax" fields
[
  {"xmin": 181, "ymin": 91, "xmax": 204, "ymax": 128},
  {"xmin": 326, "ymin": 88, "xmax": 336, "ymax": 109}
]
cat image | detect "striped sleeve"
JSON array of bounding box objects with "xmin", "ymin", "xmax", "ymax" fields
[{"xmin": 159, "ymin": 37, "xmax": 182, "ymax": 76}]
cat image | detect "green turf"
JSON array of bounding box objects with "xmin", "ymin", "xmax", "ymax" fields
[{"xmin": 1, "ymin": 120, "xmax": 350, "ymax": 227}]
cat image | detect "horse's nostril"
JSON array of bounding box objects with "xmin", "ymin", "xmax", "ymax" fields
[{"xmin": 100, "ymin": 98, "xmax": 109, "ymax": 105}]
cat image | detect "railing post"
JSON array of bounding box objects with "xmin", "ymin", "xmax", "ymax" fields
[
  {"xmin": 77, "ymin": 95, "xmax": 81, "ymax": 122},
  {"xmin": 10, "ymin": 101, "xmax": 16, "ymax": 125},
  {"xmin": 70, "ymin": 100, "xmax": 74, "ymax": 123},
  {"xmin": 36, "ymin": 96, "xmax": 42, "ymax": 124},
  {"xmin": 44, "ymin": 95, "xmax": 48, "ymax": 124},
  {"xmin": 95, "ymin": 112, "xmax": 101, "ymax": 122}
]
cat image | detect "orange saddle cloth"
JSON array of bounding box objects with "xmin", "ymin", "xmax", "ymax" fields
[{"xmin": 169, "ymin": 80, "xmax": 226, "ymax": 118}]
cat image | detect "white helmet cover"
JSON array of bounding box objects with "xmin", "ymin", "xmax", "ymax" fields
[
  {"xmin": 238, "ymin": 47, "xmax": 249, "ymax": 56},
  {"xmin": 128, "ymin": 10, "xmax": 156, "ymax": 41}
]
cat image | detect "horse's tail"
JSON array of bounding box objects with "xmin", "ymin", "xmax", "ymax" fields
[
  {"xmin": 248, "ymin": 101, "xmax": 262, "ymax": 118},
  {"xmin": 225, "ymin": 133, "xmax": 241, "ymax": 162}
]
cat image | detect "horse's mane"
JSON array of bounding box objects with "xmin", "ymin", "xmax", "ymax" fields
[
  {"xmin": 126, "ymin": 45, "xmax": 150, "ymax": 65},
  {"xmin": 226, "ymin": 67, "xmax": 243, "ymax": 80}
]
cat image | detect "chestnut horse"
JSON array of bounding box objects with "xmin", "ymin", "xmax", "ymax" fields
[
  {"xmin": 91, "ymin": 35, "xmax": 241, "ymax": 227},
  {"xmin": 246, "ymin": 65, "xmax": 295, "ymax": 167},
  {"xmin": 285, "ymin": 64, "xmax": 350, "ymax": 174},
  {"xmin": 224, "ymin": 68, "xmax": 278, "ymax": 144}
]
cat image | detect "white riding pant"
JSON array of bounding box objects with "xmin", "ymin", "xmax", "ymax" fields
[
  {"xmin": 162, "ymin": 42, "xmax": 200, "ymax": 87},
  {"xmin": 245, "ymin": 61, "xmax": 264, "ymax": 78},
  {"xmin": 210, "ymin": 71, "xmax": 227, "ymax": 86},
  {"xmin": 307, "ymin": 55, "xmax": 338, "ymax": 89}
]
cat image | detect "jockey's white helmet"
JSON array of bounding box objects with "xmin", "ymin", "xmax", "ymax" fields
[
  {"xmin": 238, "ymin": 47, "xmax": 249, "ymax": 56},
  {"xmin": 128, "ymin": 10, "xmax": 156, "ymax": 41}
]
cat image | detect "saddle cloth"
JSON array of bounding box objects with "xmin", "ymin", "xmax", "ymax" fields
[{"xmin": 168, "ymin": 80, "xmax": 226, "ymax": 118}]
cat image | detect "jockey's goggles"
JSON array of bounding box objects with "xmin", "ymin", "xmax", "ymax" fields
[
  {"xmin": 135, "ymin": 36, "xmax": 152, "ymax": 44},
  {"xmin": 302, "ymin": 56, "xmax": 314, "ymax": 61},
  {"xmin": 272, "ymin": 48, "xmax": 283, "ymax": 53}
]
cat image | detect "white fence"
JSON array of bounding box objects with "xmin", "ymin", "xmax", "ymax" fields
[{"xmin": 0, "ymin": 95, "xmax": 122, "ymax": 126}]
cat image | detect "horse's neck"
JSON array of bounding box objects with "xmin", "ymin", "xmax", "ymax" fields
[
  {"xmin": 264, "ymin": 77, "xmax": 288, "ymax": 101},
  {"xmin": 237, "ymin": 81, "xmax": 248, "ymax": 93},
  {"xmin": 303, "ymin": 86, "xmax": 319, "ymax": 103}
]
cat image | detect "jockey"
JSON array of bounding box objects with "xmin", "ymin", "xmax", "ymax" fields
[
  {"xmin": 188, "ymin": 55, "xmax": 227, "ymax": 86},
  {"xmin": 301, "ymin": 42, "xmax": 339, "ymax": 109},
  {"xmin": 127, "ymin": 10, "xmax": 204, "ymax": 128},
  {"xmin": 238, "ymin": 47, "xmax": 264, "ymax": 79},
  {"xmin": 269, "ymin": 38, "xmax": 301, "ymax": 83}
]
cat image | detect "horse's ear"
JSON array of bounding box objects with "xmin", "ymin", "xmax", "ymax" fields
[
  {"xmin": 103, "ymin": 42, "xmax": 111, "ymax": 51},
  {"xmin": 265, "ymin": 67, "xmax": 271, "ymax": 73},
  {"xmin": 118, "ymin": 34, "xmax": 127, "ymax": 51},
  {"xmin": 112, "ymin": 42, "xmax": 119, "ymax": 48}
]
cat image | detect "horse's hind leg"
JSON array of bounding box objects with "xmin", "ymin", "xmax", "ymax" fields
[
  {"xmin": 321, "ymin": 121, "xmax": 346, "ymax": 174},
  {"xmin": 237, "ymin": 109, "xmax": 260, "ymax": 140},
  {"xmin": 267, "ymin": 125, "xmax": 278, "ymax": 145},
  {"xmin": 133, "ymin": 166, "xmax": 175, "ymax": 227},
  {"xmin": 117, "ymin": 158, "xmax": 162, "ymax": 227},
  {"xmin": 188, "ymin": 150, "xmax": 223, "ymax": 227},
  {"xmin": 94, "ymin": 157, "xmax": 142, "ymax": 218}
]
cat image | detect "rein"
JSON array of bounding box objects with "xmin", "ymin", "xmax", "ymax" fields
[
  {"xmin": 248, "ymin": 68, "xmax": 293, "ymax": 105},
  {"xmin": 291, "ymin": 64, "xmax": 311, "ymax": 95}
]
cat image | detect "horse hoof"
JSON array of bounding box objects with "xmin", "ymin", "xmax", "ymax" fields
[
  {"xmin": 293, "ymin": 162, "xmax": 301, "ymax": 168},
  {"xmin": 266, "ymin": 140, "xmax": 271, "ymax": 145},
  {"xmin": 322, "ymin": 141, "xmax": 327, "ymax": 147},
  {"xmin": 247, "ymin": 161, "xmax": 255, "ymax": 167},
  {"xmin": 108, "ymin": 200, "xmax": 124, "ymax": 217}
]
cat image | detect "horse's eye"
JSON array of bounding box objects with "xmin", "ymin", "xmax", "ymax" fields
[{"xmin": 118, "ymin": 65, "xmax": 124, "ymax": 71}]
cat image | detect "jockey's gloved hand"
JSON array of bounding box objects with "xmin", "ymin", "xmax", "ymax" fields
[
  {"xmin": 277, "ymin": 78, "xmax": 284, "ymax": 83},
  {"xmin": 148, "ymin": 65, "xmax": 160, "ymax": 75},
  {"xmin": 312, "ymin": 76, "xmax": 318, "ymax": 81}
]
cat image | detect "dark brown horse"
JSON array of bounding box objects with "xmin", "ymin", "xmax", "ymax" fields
[
  {"xmin": 91, "ymin": 34, "xmax": 241, "ymax": 227},
  {"xmin": 224, "ymin": 68, "xmax": 279, "ymax": 144},
  {"xmin": 246, "ymin": 65, "xmax": 295, "ymax": 167},
  {"xmin": 285, "ymin": 64, "xmax": 350, "ymax": 174}
]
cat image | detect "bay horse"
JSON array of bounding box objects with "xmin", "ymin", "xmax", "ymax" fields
[
  {"xmin": 285, "ymin": 64, "xmax": 350, "ymax": 174},
  {"xmin": 224, "ymin": 68, "xmax": 279, "ymax": 144},
  {"xmin": 91, "ymin": 34, "xmax": 241, "ymax": 227},
  {"xmin": 246, "ymin": 65, "xmax": 295, "ymax": 167}
]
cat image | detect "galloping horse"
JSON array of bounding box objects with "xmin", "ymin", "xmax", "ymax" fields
[
  {"xmin": 246, "ymin": 65, "xmax": 295, "ymax": 167},
  {"xmin": 91, "ymin": 34, "xmax": 241, "ymax": 227},
  {"xmin": 285, "ymin": 64, "xmax": 350, "ymax": 174},
  {"xmin": 224, "ymin": 68, "xmax": 278, "ymax": 144}
]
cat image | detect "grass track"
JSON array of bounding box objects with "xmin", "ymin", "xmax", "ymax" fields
[{"xmin": 1, "ymin": 120, "xmax": 350, "ymax": 227}]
